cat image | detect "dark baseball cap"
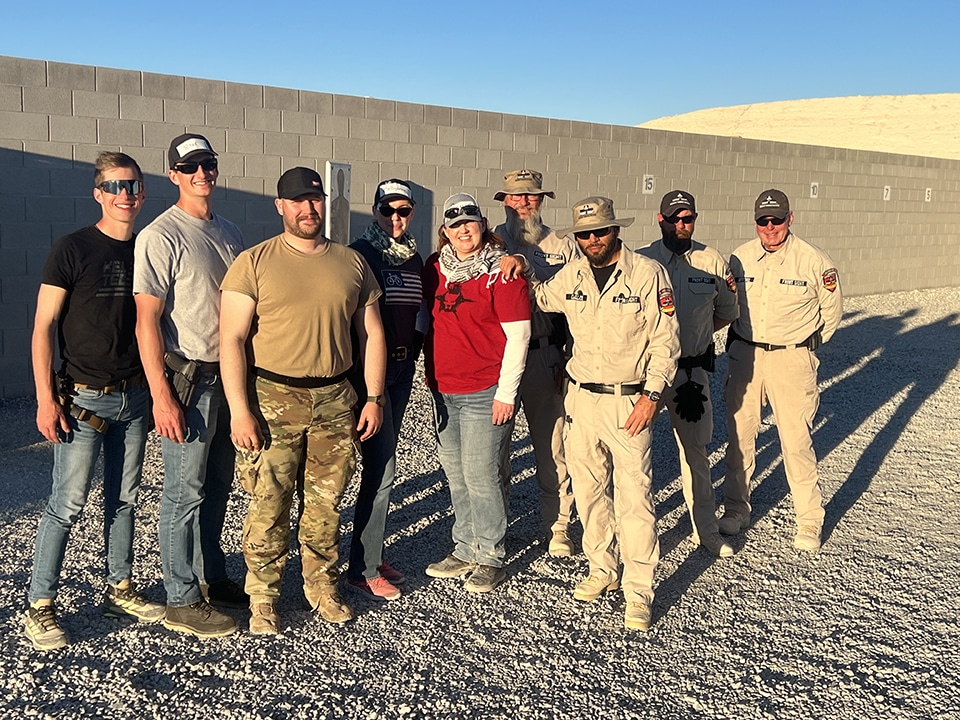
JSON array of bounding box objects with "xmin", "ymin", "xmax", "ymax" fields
[
  {"xmin": 660, "ymin": 190, "xmax": 696, "ymax": 216},
  {"xmin": 168, "ymin": 133, "xmax": 217, "ymax": 168},
  {"xmin": 374, "ymin": 179, "xmax": 415, "ymax": 205},
  {"xmin": 277, "ymin": 167, "xmax": 326, "ymax": 200},
  {"xmin": 755, "ymin": 189, "xmax": 790, "ymax": 220}
]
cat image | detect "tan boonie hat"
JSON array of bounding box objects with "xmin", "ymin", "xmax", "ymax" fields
[
  {"xmin": 493, "ymin": 169, "xmax": 556, "ymax": 201},
  {"xmin": 555, "ymin": 196, "xmax": 635, "ymax": 237}
]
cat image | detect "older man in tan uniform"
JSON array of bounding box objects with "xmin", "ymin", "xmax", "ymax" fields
[
  {"xmin": 535, "ymin": 197, "xmax": 679, "ymax": 631},
  {"xmin": 493, "ymin": 170, "xmax": 578, "ymax": 556},
  {"xmin": 638, "ymin": 190, "xmax": 738, "ymax": 558},
  {"xmin": 721, "ymin": 189, "xmax": 843, "ymax": 551}
]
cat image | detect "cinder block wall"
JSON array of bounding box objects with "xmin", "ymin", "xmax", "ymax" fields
[{"xmin": 2, "ymin": 55, "xmax": 959, "ymax": 398}]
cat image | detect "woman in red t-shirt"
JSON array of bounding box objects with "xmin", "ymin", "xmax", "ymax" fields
[{"xmin": 422, "ymin": 193, "xmax": 531, "ymax": 594}]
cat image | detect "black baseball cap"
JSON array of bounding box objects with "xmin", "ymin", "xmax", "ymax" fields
[
  {"xmin": 277, "ymin": 167, "xmax": 326, "ymax": 199},
  {"xmin": 168, "ymin": 133, "xmax": 217, "ymax": 168},
  {"xmin": 374, "ymin": 179, "xmax": 415, "ymax": 206},
  {"xmin": 660, "ymin": 190, "xmax": 696, "ymax": 216},
  {"xmin": 755, "ymin": 189, "xmax": 790, "ymax": 220}
]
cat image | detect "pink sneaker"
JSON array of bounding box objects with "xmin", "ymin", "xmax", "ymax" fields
[
  {"xmin": 377, "ymin": 562, "xmax": 407, "ymax": 586},
  {"xmin": 347, "ymin": 576, "xmax": 402, "ymax": 601}
]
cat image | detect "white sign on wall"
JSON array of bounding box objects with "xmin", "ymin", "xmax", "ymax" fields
[
  {"xmin": 925, "ymin": 188, "xmax": 933, "ymax": 202},
  {"xmin": 883, "ymin": 186, "xmax": 891, "ymax": 201},
  {"xmin": 810, "ymin": 182, "xmax": 819, "ymax": 199},
  {"xmin": 642, "ymin": 175, "xmax": 655, "ymax": 195}
]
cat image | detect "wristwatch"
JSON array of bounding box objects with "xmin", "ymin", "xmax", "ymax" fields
[
  {"xmin": 641, "ymin": 389, "xmax": 661, "ymax": 403},
  {"xmin": 366, "ymin": 395, "xmax": 386, "ymax": 407}
]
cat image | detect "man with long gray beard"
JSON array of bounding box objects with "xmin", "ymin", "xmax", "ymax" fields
[{"xmin": 493, "ymin": 170, "xmax": 578, "ymax": 556}]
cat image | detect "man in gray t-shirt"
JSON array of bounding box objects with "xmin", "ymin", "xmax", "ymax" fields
[{"xmin": 133, "ymin": 133, "xmax": 244, "ymax": 638}]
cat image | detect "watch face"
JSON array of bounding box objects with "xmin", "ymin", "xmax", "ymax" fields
[{"xmin": 646, "ymin": 390, "xmax": 661, "ymax": 402}]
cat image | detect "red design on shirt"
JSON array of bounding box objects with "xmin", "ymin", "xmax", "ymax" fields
[
  {"xmin": 658, "ymin": 287, "xmax": 676, "ymax": 316},
  {"xmin": 822, "ymin": 268, "xmax": 839, "ymax": 293}
]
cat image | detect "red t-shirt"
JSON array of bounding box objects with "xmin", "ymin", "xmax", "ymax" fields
[{"xmin": 423, "ymin": 252, "xmax": 531, "ymax": 395}]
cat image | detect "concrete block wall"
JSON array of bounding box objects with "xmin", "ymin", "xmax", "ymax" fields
[{"xmin": 1, "ymin": 54, "xmax": 959, "ymax": 398}]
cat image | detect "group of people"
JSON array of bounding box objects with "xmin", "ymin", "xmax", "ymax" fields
[{"xmin": 23, "ymin": 131, "xmax": 843, "ymax": 649}]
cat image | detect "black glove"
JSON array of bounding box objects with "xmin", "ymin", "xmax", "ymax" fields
[
  {"xmin": 673, "ymin": 379, "xmax": 708, "ymax": 423},
  {"xmin": 411, "ymin": 331, "xmax": 425, "ymax": 363}
]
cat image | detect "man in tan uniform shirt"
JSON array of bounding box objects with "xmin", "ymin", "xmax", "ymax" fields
[
  {"xmin": 535, "ymin": 197, "xmax": 680, "ymax": 631},
  {"xmin": 638, "ymin": 190, "xmax": 739, "ymax": 558},
  {"xmin": 721, "ymin": 189, "xmax": 843, "ymax": 551},
  {"xmin": 493, "ymin": 170, "xmax": 577, "ymax": 556}
]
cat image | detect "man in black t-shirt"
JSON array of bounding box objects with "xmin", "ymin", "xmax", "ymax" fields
[{"xmin": 24, "ymin": 152, "xmax": 164, "ymax": 651}]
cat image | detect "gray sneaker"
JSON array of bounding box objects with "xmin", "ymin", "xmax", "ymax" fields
[
  {"xmin": 103, "ymin": 583, "xmax": 165, "ymax": 623},
  {"xmin": 24, "ymin": 605, "xmax": 68, "ymax": 651},
  {"xmin": 464, "ymin": 565, "xmax": 506, "ymax": 593},
  {"xmin": 163, "ymin": 600, "xmax": 237, "ymax": 638},
  {"xmin": 425, "ymin": 554, "xmax": 477, "ymax": 579}
]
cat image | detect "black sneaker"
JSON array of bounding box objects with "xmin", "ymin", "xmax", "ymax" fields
[
  {"xmin": 202, "ymin": 579, "xmax": 249, "ymax": 609},
  {"xmin": 163, "ymin": 600, "xmax": 237, "ymax": 638}
]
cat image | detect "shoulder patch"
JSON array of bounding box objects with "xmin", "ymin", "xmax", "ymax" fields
[
  {"xmin": 725, "ymin": 271, "xmax": 737, "ymax": 293},
  {"xmin": 658, "ymin": 287, "xmax": 675, "ymax": 316},
  {"xmin": 822, "ymin": 268, "xmax": 839, "ymax": 293}
]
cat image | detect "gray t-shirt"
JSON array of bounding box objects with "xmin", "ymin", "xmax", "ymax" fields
[{"xmin": 133, "ymin": 204, "xmax": 243, "ymax": 362}]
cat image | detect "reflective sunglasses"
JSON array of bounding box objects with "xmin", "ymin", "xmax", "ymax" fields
[
  {"xmin": 756, "ymin": 216, "xmax": 787, "ymax": 227},
  {"xmin": 443, "ymin": 205, "xmax": 480, "ymax": 220},
  {"xmin": 663, "ymin": 213, "xmax": 697, "ymax": 225},
  {"xmin": 574, "ymin": 226, "xmax": 615, "ymax": 240},
  {"xmin": 378, "ymin": 205, "xmax": 414, "ymax": 218},
  {"xmin": 174, "ymin": 158, "xmax": 218, "ymax": 174},
  {"xmin": 97, "ymin": 179, "xmax": 143, "ymax": 196}
]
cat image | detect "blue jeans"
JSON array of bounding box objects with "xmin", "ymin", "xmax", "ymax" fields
[
  {"xmin": 28, "ymin": 383, "xmax": 149, "ymax": 603},
  {"xmin": 431, "ymin": 385, "xmax": 511, "ymax": 568},
  {"xmin": 158, "ymin": 375, "xmax": 236, "ymax": 607},
  {"xmin": 349, "ymin": 358, "xmax": 416, "ymax": 580}
]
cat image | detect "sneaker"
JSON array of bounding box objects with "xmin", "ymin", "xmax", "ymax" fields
[
  {"xmin": 573, "ymin": 572, "xmax": 620, "ymax": 602},
  {"xmin": 306, "ymin": 589, "xmax": 354, "ymax": 624},
  {"xmin": 23, "ymin": 605, "xmax": 68, "ymax": 651},
  {"xmin": 718, "ymin": 511, "xmax": 750, "ymax": 536},
  {"xmin": 202, "ymin": 579, "xmax": 249, "ymax": 609},
  {"xmin": 103, "ymin": 583, "xmax": 165, "ymax": 623},
  {"xmin": 425, "ymin": 554, "xmax": 477, "ymax": 579},
  {"xmin": 624, "ymin": 601, "xmax": 653, "ymax": 631},
  {"xmin": 249, "ymin": 602, "xmax": 279, "ymax": 635},
  {"xmin": 463, "ymin": 565, "xmax": 506, "ymax": 593},
  {"xmin": 163, "ymin": 600, "xmax": 237, "ymax": 638},
  {"xmin": 377, "ymin": 562, "xmax": 407, "ymax": 585},
  {"xmin": 695, "ymin": 533, "xmax": 736, "ymax": 558},
  {"xmin": 348, "ymin": 576, "xmax": 402, "ymax": 601},
  {"xmin": 548, "ymin": 530, "xmax": 574, "ymax": 557},
  {"xmin": 794, "ymin": 525, "xmax": 822, "ymax": 552}
]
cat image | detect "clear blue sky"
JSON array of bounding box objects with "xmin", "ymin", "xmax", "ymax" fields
[{"xmin": 5, "ymin": 1, "xmax": 958, "ymax": 126}]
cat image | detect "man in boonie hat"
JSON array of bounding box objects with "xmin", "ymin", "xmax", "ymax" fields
[
  {"xmin": 535, "ymin": 196, "xmax": 680, "ymax": 631},
  {"xmin": 492, "ymin": 170, "xmax": 578, "ymax": 557}
]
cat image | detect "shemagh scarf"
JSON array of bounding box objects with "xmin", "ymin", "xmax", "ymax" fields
[
  {"xmin": 438, "ymin": 242, "xmax": 505, "ymax": 288},
  {"xmin": 359, "ymin": 221, "xmax": 418, "ymax": 267}
]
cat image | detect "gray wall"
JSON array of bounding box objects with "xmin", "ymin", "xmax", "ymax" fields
[{"xmin": 1, "ymin": 54, "xmax": 959, "ymax": 398}]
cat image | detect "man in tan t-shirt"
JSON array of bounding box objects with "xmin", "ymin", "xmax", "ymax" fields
[{"xmin": 220, "ymin": 167, "xmax": 386, "ymax": 633}]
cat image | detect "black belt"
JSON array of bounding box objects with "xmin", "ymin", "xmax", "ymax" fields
[
  {"xmin": 72, "ymin": 371, "xmax": 145, "ymax": 394},
  {"xmin": 677, "ymin": 343, "xmax": 716, "ymax": 372},
  {"xmin": 529, "ymin": 336, "xmax": 562, "ymax": 351},
  {"xmin": 567, "ymin": 374, "xmax": 645, "ymax": 396},
  {"xmin": 389, "ymin": 347, "xmax": 409, "ymax": 361},
  {"xmin": 253, "ymin": 367, "xmax": 349, "ymax": 389},
  {"xmin": 729, "ymin": 327, "xmax": 819, "ymax": 352}
]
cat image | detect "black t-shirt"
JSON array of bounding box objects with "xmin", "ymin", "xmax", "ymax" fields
[
  {"xmin": 349, "ymin": 238, "xmax": 424, "ymax": 350},
  {"xmin": 42, "ymin": 225, "xmax": 141, "ymax": 385}
]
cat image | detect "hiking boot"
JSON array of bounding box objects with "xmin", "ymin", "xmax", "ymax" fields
[
  {"xmin": 548, "ymin": 530, "xmax": 574, "ymax": 557},
  {"xmin": 23, "ymin": 604, "xmax": 68, "ymax": 651},
  {"xmin": 306, "ymin": 588, "xmax": 354, "ymax": 624},
  {"xmin": 347, "ymin": 575, "xmax": 402, "ymax": 601},
  {"xmin": 624, "ymin": 601, "xmax": 653, "ymax": 631},
  {"xmin": 103, "ymin": 583, "xmax": 165, "ymax": 623},
  {"xmin": 463, "ymin": 565, "xmax": 506, "ymax": 593},
  {"xmin": 695, "ymin": 533, "xmax": 736, "ymax": 558},
  {"xmin": 163, "ymin": 600, "xmax": 237, "ymax": 638},
  {"xmin": 202, "ymin": 579, "xmax": 249, "ymax": 609},
  {"xmin": 425, "ymin": 554, "xmax": 477, "ymax": 579},
  {"xmin": 718, "ymin": 512, "xmax": 750, "ymax": 536},
  {"xmin": 794, "ymin": 525, "xmax": 822, "ymax": 552},
  {"xmin": 378, "ymin": 562, "xmax": 406, "ymax": 585},
  {"xmin": 249, "ymin": 602, "xmax": 279, "ymax": 635},
  {"xmin": 573, "ymin": 572, "xmax": 620, "ymax": 602}
]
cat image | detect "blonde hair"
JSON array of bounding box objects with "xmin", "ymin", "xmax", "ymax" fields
[{"xmin": 94, "ymin": 151, "xmax": 143, "ymax": 187}]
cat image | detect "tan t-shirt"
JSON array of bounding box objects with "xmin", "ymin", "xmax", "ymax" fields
[{"xmin": 221, "ymin": 235, "xmax": 381, "ymax": 377}]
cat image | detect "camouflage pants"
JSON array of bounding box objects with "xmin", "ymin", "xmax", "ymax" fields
[{"xmin": 237, "ymin": 377, "xmax": 358, "ymax": 601}]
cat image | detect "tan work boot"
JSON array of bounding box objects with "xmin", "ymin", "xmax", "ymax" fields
[
  {"xmin": 249, "ymin": 601, "xmax": 279, "ymax": 635},
  {"xmin": 794, "ymin": 525, "xmax": 822, "ymax": 552},
  {"xmin": 624, "ymin": 601, "xmax": 652, "ymax": 631},
  {"xmin": 305, "ymin": 586, "xmax": 354, "ymax": 624},
  {"xmin": 573, "ymin": 572, "xmax": 620, "ymax": 602},
  {"xmin": 548, "ymin": 530, "xmax": 574, "ymax": 557}
]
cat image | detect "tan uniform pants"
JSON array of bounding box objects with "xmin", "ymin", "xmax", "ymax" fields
[
  {"xmin": 723, "ymin": 341, "xmax": 824, "ymax": 527},
  {"xmin": 563, "ymin": 384, "xmax": 658, "ymax": 604}
]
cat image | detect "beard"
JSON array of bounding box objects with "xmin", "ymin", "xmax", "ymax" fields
[
  {"xmin": 583, "ymin": 237, "xmax": 621, "ymax": 267},
  {"xmin": 284, "ymin": 214, "xmax": 323, "ymax": 240},
  {"xmin": 505, "ymin": 207, "xmax": 545, "ymax": 244}
]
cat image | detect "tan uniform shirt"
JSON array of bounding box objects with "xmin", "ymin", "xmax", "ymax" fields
[
  {"xmin": 495, "ymin": 223, "xmax": 579, "ymax": 342},
  {"xmin": 637, "ymin": 239, "xmax": 739, "ymax": 357},
  {"xmin": 221, "ymin": 235, "xmax": 381, "ymax": 378},
  {"xmin": 730, "ymin": 233, "xmax": 842, "ymax": 346},
  {"xmin": 535, "ymin": 248, "xmax": 680, "ymax": 393}
]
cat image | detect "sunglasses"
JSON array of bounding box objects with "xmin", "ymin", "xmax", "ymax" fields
[
  {"xmin": 756, "ymin": 216, "xmax": 787, "ymax": 227},
  {"xmin": 378, "ymin": 205, "xmax": 414, "ymax": 218},
  {"xmin": 663, "ymin": 213, "xmax": 697, "ymax": 225},
  {"xmin": 574, "ymin": 227, "xmax": 615, "ymax": 240},
  {"xmin": 174, "ymin": 158, "xmax": 218, "ymax": 174},
  {"xmin": 97, "ymin": 179, "xmax": 143, "ymax": 196},
  {"xmin": 444, "ymin": 205, "xmax": 480, "ymax": 220}
]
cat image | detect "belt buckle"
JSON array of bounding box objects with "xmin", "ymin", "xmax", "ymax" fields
[{"xmin": 392, "ymin": 347, "xmax": 408, "ymax": 361}]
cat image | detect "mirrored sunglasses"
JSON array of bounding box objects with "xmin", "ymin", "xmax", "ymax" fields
[
  {"xmin": 443, "ymin": 205, "xmax": 481, "ymax": 220},
  {"xmin": 97, "ymin": 179, "xmax": 143, "ymax": 196}
]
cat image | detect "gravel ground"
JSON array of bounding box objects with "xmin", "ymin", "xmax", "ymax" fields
[{"xmin": 0, "ymin": 287, "xmax": 958, "ymax": 720}]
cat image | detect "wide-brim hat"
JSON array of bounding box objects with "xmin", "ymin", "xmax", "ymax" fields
[
  {"xmin": 493, "ymin": 169, "xmax": 556, "ymax": 201},
  {"xmin": 556, "ymin": 196, "xmax": 634, "ymax": 237}
]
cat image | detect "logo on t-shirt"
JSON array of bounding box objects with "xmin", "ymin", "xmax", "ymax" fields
[
  {"xmin": 437, "ymin": 283, "xmax": 470, "ymax": 314},
  {"xmin": 96, "ymin": 259, "xmax": 133, "ymax": 298},
  {"xmin": 382, "ymin": 269, "xmax": 422, "ymax": 306}
]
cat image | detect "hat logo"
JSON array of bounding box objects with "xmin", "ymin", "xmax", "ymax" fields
[
  {"xmin": 578, "ymin": 205, "xmax": 597, "ymax": 218},
  {"xmin": 760, "ymin": 195, "xmax": 779, "ymax": 208},
  {"xmin": 670, "ymin": 193, "xmax": 686, "ymax": 206},
  {"xmin": 311, "ymin": 180, "xmax": 321, "ymax": 187},
  {"xmin": 516, "ymin": 171, "xmax": 532, "ymax": 180}
]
